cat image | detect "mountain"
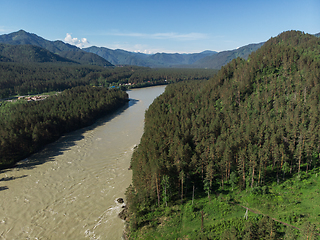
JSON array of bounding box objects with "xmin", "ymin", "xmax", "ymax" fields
[
  {"xmin": 2, "ymin": 30, "xmax": 317, "ymax": 69},
  {"xmin": 148, "ymin": 51, "xmax": 218, "ymax": 67},
  {"xmin": 0, "ymin": 30, "xmax": 113, "ymax": 66},
  {"xmin": 83, "ymin": 46, "xmax": 217, "ymax": 67},
  {"xmin": 190, "ymin": 42, "xmax": 265, "ymax": 69},
  {"xmin": 0, "ymin": 30, "xmax": 273, "ymax": 69},
  {"xmin": 84, "ymin": 43, "xmax": 268, "ymax": 69},
  {"xmin": 0, "ymin": 43, "xmax": 77, "ymax": 63},
  {"xmin": 58, "ymin": 50, "xmax": 112, "ymax": 66},
  {"xmin": 83, "ymin": 46, "xmax": 151, "ymax": 66}
]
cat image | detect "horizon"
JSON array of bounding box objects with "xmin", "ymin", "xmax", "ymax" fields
[
  {"xmin": 2, "ymin": 28, "xmax": 316, "ymax": 56},
  {"xmin": 2, "ymin": 28, "xmax": 268, "ymax": 55},
  {"xmin": 1, "ymin": 0, "xmax": 319, "ymax": 54}
]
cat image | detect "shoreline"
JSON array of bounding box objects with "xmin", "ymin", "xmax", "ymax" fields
[{"xmin": 0, "ymin": 90, "xmax": 129, "ymax": 170}]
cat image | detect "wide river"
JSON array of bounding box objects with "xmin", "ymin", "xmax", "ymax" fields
[{"xmin": 0, "ymin": 85, "xmax": 166, "ymax": 240}]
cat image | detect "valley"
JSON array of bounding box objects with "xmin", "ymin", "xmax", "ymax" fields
[{"xmin": 0, "ymin": 29, "xmax": 320, "ymax": 239}]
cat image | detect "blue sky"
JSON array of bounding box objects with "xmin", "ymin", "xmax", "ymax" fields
[{"xmin": 1, "ymin": 0, "xmax": 319, "ymax": 53}]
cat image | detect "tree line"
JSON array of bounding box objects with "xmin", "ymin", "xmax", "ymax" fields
[
  {"xmin": 0, "ymin": 86, "xmax": 128, "ymax": 168},
  {"xmin": 125, "ymin": 31, "xmax": 320, "ymax": 234},
  {"xmin": 0, "ymin": 62, "xmax": 217, "ymax": 99}
]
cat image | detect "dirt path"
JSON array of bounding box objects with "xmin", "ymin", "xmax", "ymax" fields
[
  {"xmin": 237, "ymin": 203, "xmax": 300, "ymax": 230},
  {"xmin": 218, "ymin": 195, "xmax": 302, "ymax": 231}
]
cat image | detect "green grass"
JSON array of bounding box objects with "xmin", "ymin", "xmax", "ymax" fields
[
  {"xmin": 0, "ymin": 91, "xmax": 61, "ymax": 116},
  {"xmin": 128, "ymin": 168, "xmax": 320, "ymax": 239}
]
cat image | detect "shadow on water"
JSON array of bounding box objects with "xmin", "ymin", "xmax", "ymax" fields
[
  {"xmin": 128, "ymin": 98, "xmax": 139, "ymax": 107},
  {"xmin": 0, "ymin": 175, "xmax": 28, "ymax": 182},
  {"xmin": 0, "ymin": 169, "xmax": 27, "ymax": 191},
  {"xmin": 4, "ymin": 98, "xmax": 140, "ymax": 174},
  {"xmin": 0, "ymin": 186, "xmax": 8, "ymax": 191},
  {"xmin": 0, "ymin": 176, "xmax": 27, "ymax": 191}
]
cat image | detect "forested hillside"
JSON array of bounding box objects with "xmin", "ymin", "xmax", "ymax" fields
[
  {"xmin": 0, "ymin": 43, "xmax": 77, "ymax": 63},
  {"xmin": 125, "ymin": 31, "xmax": 320, "ymax": 238}
]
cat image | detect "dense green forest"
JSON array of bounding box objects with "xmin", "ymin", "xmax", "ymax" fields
[
  {"xmin": 124, "ymin": 31, "xmax": 320, "ymax": 238},
  {"xmin": 0, "ymin": 57, "xmax": 217, "ymax": 168},
  {"xmin": 0, "ymin": 30, "xmax": 216, "ymax": 99},
  {"xmin": 0, "ymin": 62, "xmax": 217, "ymax": 99},
  {"xmin": 0, "ymin": 86, "xmax": 128, "ymax": 168}
]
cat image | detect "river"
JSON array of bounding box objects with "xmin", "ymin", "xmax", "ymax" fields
[{"xmin": 0, "ymin": 85, "xmax": 166, "ymax": 240}]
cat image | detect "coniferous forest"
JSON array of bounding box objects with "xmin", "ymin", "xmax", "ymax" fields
[
  {"xmin": 0, "ymin": 60, "xmax": 216, "ymax": 168},
  {"xmin": 2, "ymin": 29, "xmax": 320, "ymax": 239},
  {"xmin": 0, "ymin": 86, "xmax": 129, "ymax": 168},
  {"xmin": 0, "ymin": 62, "xmax": 217, "ymax": 99},
  {"xmin": 124, "ymin": 31, "xmax": 320, "ymax": 238}
]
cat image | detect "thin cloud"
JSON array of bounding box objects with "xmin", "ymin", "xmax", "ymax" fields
[
  {"xmin": 153, "ymin": 32, "xmax": 207, "ymax": 40},
  {"xmin": 0, "ymin": 26, "xmax": 11, "ymax": 33},
  {"xmin": 105, "ymin": 42, "xmax": 186, "ymax": 54},
  {"xmin": 106, "ymin": 43, "xmax": 167, "ymax": 54},
  {"xmin": 64, "ymin": 33, "xmax": 90, "ymax": 48},
  {"xmin": 104, "ymin": 31, "xmax": 208, "ymax": 41}
]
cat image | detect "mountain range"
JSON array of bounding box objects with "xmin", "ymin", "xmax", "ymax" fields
[
  {"xmin": 0, "ymin": 30, "xmax": 112, "ymax": 66},
  {"xmin": 189, "ymin": 42, "xmax": 265, "ymax": 69},
  {"xmin": 84, "ymin": 31, "xmax": 320, "ymax": 69},
  {"xmin": 83, "ymin": 46, "xmax": 218, "ymax": 67},
  {"xmin": 83, "ymin": 43, "xmax": 266, "ymax": 69},
  {"xmin": 0, "ymin": 30, "xmax": 319, "ymax": 69}
]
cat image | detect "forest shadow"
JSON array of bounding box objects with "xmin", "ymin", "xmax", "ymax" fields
[
  {"xmin": 7, "ymin": 98, "xmax": 139, "ymax": 172},
  {"xmin": 0, "ymin": 174, "xmax": 28, "ymax": 182},
  {"xmin": 128, "ymin": 98, "xmax": 139, "ymax": 107},
  {"xmin": 0, "ymin": 169, "xmax": 27, "ymax": 191},
  {"xmin": 0, "ymin": 186, "xmax": 8, "ymax": 191}
]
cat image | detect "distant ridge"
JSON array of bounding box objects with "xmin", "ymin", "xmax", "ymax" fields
[
  {"xmin": 0, "ymin": 30, "xmax": 318, "ymax": 69},
  {"xmin": 190, "ymin": 42, "xmax": 265, "ymax": 69},
  {"xmin": 83, "ymin": 42, "xmax": 267, "ymax": 69},
  {"xmin": 0, "ymin": 30, "xmax": 113, "ymax": 66},
  {"xmin": 148, "ymin": 51, "xmax": 218, "ymax": 66},
  {"xmin": 83, "ymin": 46, "xmax": 151, "ymax": 66},
  {"xmin": 83, "ymin": 46, "xmax": 217, "ymax": 68}
]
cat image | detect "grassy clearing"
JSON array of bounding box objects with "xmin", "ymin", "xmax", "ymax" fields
[
  {"xmin": 0, "ymin": 91, "xmax": 61, "ymax": 116},
  {"xmin": 129, "ymin": 168, "xmax": 320, "ymax": 239}
]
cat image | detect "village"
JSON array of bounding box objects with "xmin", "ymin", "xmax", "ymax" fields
[
  {"xmin": 1, "ymin": 94, "xmax": 54, "ymax": 104},
  {"xmin": 19, "ymin": 95, "xmax": 48, "ymax": 101}
]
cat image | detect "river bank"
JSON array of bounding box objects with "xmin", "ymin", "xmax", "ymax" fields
[
  {"xmin": 0, "ymin": 85, "xmax": 166, "ymax": 239},
  {"xmin": 0, "ymin": 86, "xmax": 129, "ymax": 169}
]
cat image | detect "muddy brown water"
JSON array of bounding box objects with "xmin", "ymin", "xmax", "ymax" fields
[{"xmin": 0, "ymin": 85, "xmax": 166, "ymax": 239}]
